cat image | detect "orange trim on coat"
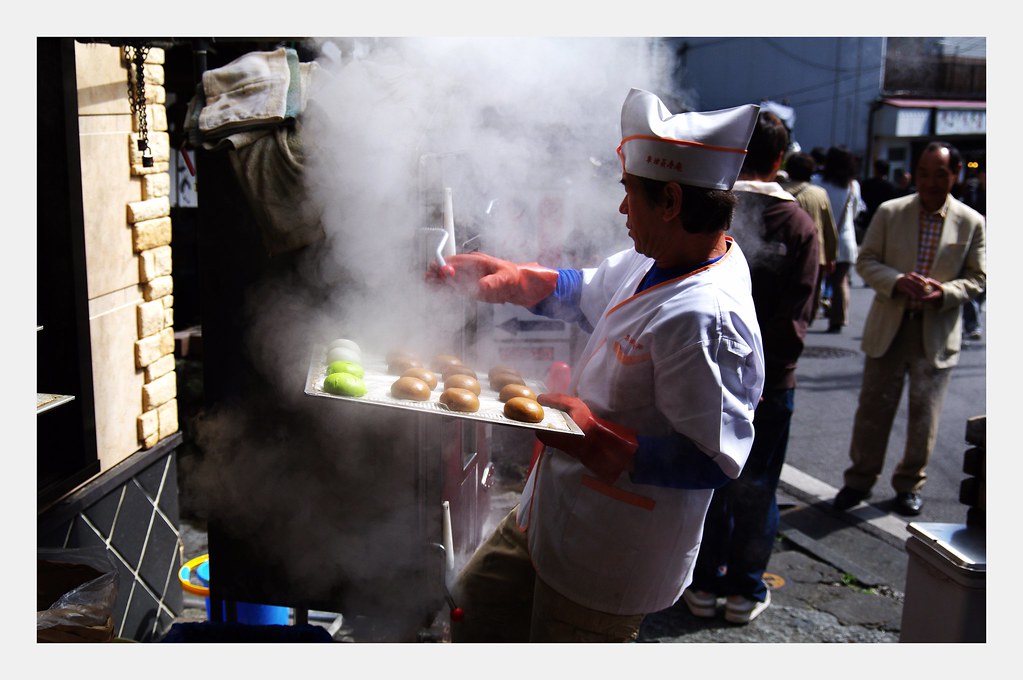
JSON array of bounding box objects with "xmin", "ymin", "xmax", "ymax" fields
[
  {"xmin": 580, "ymin": 475, "xmax": 657, "ymax": 511},
  {"xmin": 605, "ymin": 237, "xmax": 735, "ymax": 318},
  {"xmin": 611, "ymin": 340, "xmax": 651, "ymax": 365}
]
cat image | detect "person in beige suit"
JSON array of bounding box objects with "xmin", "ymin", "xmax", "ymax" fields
[{"xmin": 833, "ymin": 141, "xmax": 985, "ymax": 516}]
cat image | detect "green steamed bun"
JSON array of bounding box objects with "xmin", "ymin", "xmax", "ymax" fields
[
  {"xmin": 323, "ymin": 372, "xmax": 368, "ymax": 397},
  {"xmin": 327, "ymin": 360, "xmax": 364, "ymax": 378}
]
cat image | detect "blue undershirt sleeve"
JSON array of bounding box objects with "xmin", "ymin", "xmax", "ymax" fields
[
  {"xmin": 527, "ymin": 268, "xmax": 593, "ymax": 332},
  {"xmin": 630, "ymin": 432, "xmax": 732, "ymax": 489}
]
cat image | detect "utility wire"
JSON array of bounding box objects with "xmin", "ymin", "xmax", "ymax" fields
[
  {"xmin": 673, "ymin": 37, "xmax": 883, "ymax": 103},
  {"xmin": 760, "ymin": 37, "xmax": 883, "ymax": 73},
  {"xmin": 772, "ymin": 70, "xmax": 876, "ymax": 107},
  {"xmin": 793, "ymin": 80, "xmax": 884, "ymax": 109}
]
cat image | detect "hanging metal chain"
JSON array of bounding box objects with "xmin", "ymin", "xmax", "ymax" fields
[{"xmin": 125, "ymin": 44, "xmax": 153, "ymax": 167}]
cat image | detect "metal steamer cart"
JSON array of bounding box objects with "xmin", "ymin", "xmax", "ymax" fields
[{"xmin": 198, "ymin": 148, "xmax": 577, "ymax": 641}]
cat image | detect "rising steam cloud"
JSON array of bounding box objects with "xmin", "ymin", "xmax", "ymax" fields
[
  {"xmin": 190, "ymin": 37, "xmax": 683, "ymax": 639},
  {"xmin": 298, "ymin": 37, "xmax": 680, "ymax": 348}
]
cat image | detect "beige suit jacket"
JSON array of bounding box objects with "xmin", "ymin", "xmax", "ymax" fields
[
  {"xmin": 781, "ymin": 180, "xmax": 838, "ymax": 265},
  {"xmin": 856, "ymin": 193, "xmax": 986, "ymax": 368}
]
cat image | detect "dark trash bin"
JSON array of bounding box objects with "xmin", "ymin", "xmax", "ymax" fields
[{"xmin": 900, "ymin": 522, "xmax": 985, "ymax": 642}]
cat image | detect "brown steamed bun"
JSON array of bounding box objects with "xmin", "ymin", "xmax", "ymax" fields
[
  {"xmin": 488, "ymin": 365, "xmax": 520, "ymax": 382},
  {"xmin": 490, "ymin": 370, "xmax": 526, "ymax": 392},
  {"xmin": 431, "ymin": 354, "xmax": 463, "ymax": 372},
  {"xmin": 390, "ymin": 376, "xmax": 432, "ymax": 401},
  {"xmin": 387, "ymin": 349, "xmax": 419, "ymax": 363},
  {"xmin": 441, "ymin": 364, "xmax": 478, "ymax": 381},
  {"xmin": 444, "ymin": 373, "xmax": 481, "ymax": 396},
  {"xmin": 401, "ymin": 366, "xmax": 439, "ymax": 391},
  {"xmin": 439, "ymin": 387, "xmax": 481, "ymax": 413},
  {"xmin": 503, "ymin": 396, "xmax": 544, "ymax": 423},
  {"xmin": 498, "ymin": 383, "xmax": 536, "ymax": 403},
  {"xmin": 388, "ymin": 355, "xmax": 424, "ymax": 375}
]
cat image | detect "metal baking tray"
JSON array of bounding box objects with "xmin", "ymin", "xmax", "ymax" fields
[{"xmin": 303, "ymin": 345, "xmax": 583, "ymax": 436}]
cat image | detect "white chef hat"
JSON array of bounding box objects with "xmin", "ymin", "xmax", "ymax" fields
[{"xmin": 617, "ymin": 88, "xmax": 760, "ymax": 190}]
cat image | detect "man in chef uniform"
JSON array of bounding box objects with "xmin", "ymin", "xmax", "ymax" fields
[{"xmin": 429, "ymin": 88, "xmax": 765, "ymax": 642}]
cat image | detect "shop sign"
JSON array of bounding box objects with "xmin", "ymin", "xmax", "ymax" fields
[{"xmin": 936, "ymin": 109, "xmax": 986, "ymax": 135}]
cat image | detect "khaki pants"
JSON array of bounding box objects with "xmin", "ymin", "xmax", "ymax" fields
[
  {"xmin": 451, "ymin": 509, "xmax": 644, "ymax": 643},
  {"xmin": 844, "ymin": 316, "xmax": 953, "ymax": 494},
  {"xmin": 827, "ymin": 262, "xmax": 852, "ymax": 328}
]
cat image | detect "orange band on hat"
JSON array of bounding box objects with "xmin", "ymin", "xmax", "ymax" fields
[
  {"xmin": 616, "ymin": 136, "xmax": 749, "ymax": 176},
  {"xmin": 619, "ymin": 133, "xmax": 750, "ymax": 156}
]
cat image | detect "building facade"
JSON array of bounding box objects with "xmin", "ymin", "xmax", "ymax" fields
[
  {"xmin": 665, "ymin": 36, "xmax": 986, "ymax": 181},
  {"xmin": 37, "ymin": 38, "xmax": 185, "ymax": 642}
]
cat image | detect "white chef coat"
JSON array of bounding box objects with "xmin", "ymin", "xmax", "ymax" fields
[{"xmin": 516, "ymin": 237, "xmax": 765, "ymax": 615}]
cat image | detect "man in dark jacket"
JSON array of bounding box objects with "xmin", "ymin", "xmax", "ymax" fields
[
  {"xmin": 682, "ymin": 111, "xmax": 818, "ymax": 624},
  {"xmin": 781, "ymin": 152, "xmax": 837, "ymax": 324},
  {"xmin": 859, "ymin": 159, "xmax": 899, "ymax": 243}
]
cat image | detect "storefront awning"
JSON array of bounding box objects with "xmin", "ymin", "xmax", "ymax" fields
[{"xmin": 881, "ymin": 98, "xmax": 986, "ymax": 110}]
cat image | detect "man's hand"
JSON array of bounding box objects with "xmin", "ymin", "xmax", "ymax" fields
[
  {"xmin": 895, "ymin": 272, "xmax": 944, "ymax": 303},
  {"xmin": 426, "ymin": 253, "xmax": 558, "ymax": 307},
  {"xmin": 535, "ymin": 393, "xmax": 639, "ymax": 485}
]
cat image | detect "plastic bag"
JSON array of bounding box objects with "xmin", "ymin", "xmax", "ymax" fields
[{"xmin": 37, "ymin": 547, "xmax": 119, "ymax": 642}]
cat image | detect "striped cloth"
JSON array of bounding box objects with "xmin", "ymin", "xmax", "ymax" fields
[{"xmin": 907, "ymin": 207, "xmax": 946, "ymax": 310}]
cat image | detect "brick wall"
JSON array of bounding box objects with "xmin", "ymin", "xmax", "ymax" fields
[
  {"xmin": 124, "ymin": 46, "xmax": 179, "ymax": 450},
  {"xmin": 75, "ymin": 41, "xmax": 178, "ymax": 465}
]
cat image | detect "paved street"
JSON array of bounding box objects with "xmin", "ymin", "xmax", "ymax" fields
[
  {"xmin": 171, "ymin": 272, "xmax": 989, "ymax": 644},
  {"xmin": 785, "ymin": 276, "xmax": 986, "ymax": 528}
]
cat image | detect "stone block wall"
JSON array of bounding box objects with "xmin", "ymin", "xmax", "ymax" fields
[
  {"xmin": 37, "ymin": 40, "xmax": 188, "ymax": 645},
  {"xmin": 75, "ymin": 41, "xmax": 178, "ymax": 468},
  {"xmin": 124, "ymin": 46, "xmax": 179, "ymax": 451}
]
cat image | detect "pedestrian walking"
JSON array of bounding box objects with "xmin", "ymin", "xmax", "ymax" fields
[
  {"xmin": 894, "ymin": 168, "xmax": 914, "ymax": 196},
  {"xmin": 858, "ymin": 158, "xmax": 899, "ymax": 244},
  {"xmin": 813, "ymin": 145, "xmax": 865, "ymax": 333},
  {"xmin": 683, "ymin": 110, "xmax": 818, "ymax": 625},
  {"xmin": 780, "ymin": 151, "xmax": 837, "ymax": 326},
  {"xmin": 958, "ymin": 166, "xmax": 986, "ymax": 341}
]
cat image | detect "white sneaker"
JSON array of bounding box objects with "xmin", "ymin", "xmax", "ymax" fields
[
  {"xmin": 724, "ymin": 589, "xmax": 771, "ymax": 624},
  {"xmin": 681, "ymin": 589, "xmax": 718, "ymax": 618}
]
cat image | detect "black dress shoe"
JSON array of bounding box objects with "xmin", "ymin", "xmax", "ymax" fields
[
  {"xmin": 894, "ymin": 492, "xmax": 923, "ymax": 516},
  {"xmin": 833, "ymin": 486, "xmax": 870, "ymax": 511}
]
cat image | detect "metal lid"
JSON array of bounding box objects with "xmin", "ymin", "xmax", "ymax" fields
[{"xmin": 907, "ymin": 522, "xmax": 985, "ymax": 571}]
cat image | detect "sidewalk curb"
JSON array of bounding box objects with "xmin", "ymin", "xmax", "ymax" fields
[
  {"xmin": 780, "ymin": 464, "xmax": 910, "ymax": 547},
  {"xmin": 778, "ymin": 524, "xmax": 888, "ymax": 588}
]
